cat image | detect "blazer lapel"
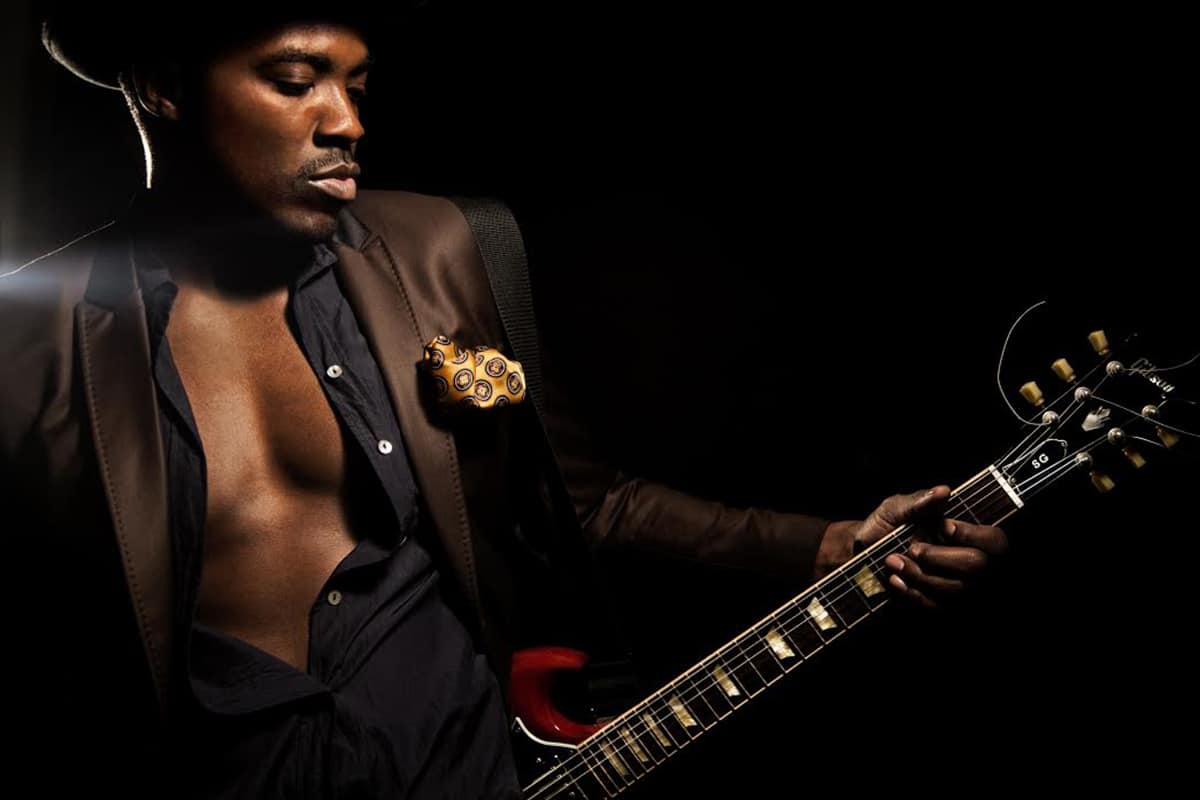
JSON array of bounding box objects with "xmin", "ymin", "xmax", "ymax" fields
[
  {"xmin": 333, "ymin": 236, "xmax": 483, "ymax": 621},
  {"xmin": 75, "ymin": 229, "xmax": 173, "ymax": 721},
  {"xmin": 68, "ymin": 195, "xmax": 491, "ymax": 720}
]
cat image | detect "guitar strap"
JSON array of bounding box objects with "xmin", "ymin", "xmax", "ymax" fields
[{"xmin": 450, "ymin": 197, "xmax": 636, "ymax": 685}]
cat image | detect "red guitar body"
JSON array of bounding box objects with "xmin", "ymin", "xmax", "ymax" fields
[{"xmin": 509, "ymin": 646, "xmax": 602, "ymax": 745}]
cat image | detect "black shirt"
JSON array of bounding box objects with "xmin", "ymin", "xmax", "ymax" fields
[{"xmin": 121, "ymin": 193, "xmax": 521, "ymax": 799}]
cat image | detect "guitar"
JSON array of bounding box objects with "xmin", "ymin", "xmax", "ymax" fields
[{"xmin": 508, "ymin": 327, "xmax": 1194, "ymax": 798}]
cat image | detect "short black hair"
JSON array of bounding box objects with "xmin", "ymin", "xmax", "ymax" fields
[{"xmin": 134, "ymin": 6, "xmax": 377, "ymax": 81}]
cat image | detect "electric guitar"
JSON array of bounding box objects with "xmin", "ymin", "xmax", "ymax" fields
[{"xmin": 508, "ymin": 327, "xmax": 1194, "ymax": 798}]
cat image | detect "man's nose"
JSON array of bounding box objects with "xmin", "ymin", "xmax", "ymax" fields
[{"xmin": 316, "ymin": 86, "xmax": 365, "ymax": 144}]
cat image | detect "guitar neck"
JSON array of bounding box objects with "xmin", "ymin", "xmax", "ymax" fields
[{"xmin": 524, "ymin": 464, "xmax": 1026, "ymax": 799}]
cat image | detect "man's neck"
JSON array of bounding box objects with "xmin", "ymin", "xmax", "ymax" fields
[{"xmin": 132, "ymin": 188, "xmax": 318, "ymax": 299}]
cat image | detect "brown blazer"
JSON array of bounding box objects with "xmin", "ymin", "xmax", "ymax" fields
[{"xmin": 0, "ymin": 189, "xmax": 832, "ymax": 758}]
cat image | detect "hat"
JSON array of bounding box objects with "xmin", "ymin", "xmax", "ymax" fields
[{"xmin": 39, "ymin": 0, "xmax": 424, "ymax": 91}]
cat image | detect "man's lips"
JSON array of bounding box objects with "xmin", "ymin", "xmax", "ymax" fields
[
  {"xmin": 307, "ymin": 163, "xmax": 360, "ymax": 201},
  {"xmin": 308, "ymin": 176, "xmax": 357, "ymax": 201}
]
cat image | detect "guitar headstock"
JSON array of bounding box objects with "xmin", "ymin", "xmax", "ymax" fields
[{"xmin": 995, "ymin": 327, "xmax": 1195, "ymax": 504}]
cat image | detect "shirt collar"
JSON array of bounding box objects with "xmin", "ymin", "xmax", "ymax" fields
[{"xmin": 120, "ymin": 188, "xmax": 369, "ymax": 295}]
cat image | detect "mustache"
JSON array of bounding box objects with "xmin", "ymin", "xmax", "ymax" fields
[{"xmin": 301, "ymin": 156, "xmax": 360, "ymax": 180}]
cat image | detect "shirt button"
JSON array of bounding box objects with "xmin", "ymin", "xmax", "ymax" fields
[
  {"xmin": 378, "ymin": 439, "xmax": 393, "ymax": 455},
  {"xmin": 327, "ymin": 590, "xmax": 343, "ymax": 606},
  {"xmin": 326, "ymin": 364, "xmax": 343, "ymax": 379}
]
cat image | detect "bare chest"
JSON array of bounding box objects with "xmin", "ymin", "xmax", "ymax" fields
[
  {"xmin": 165, "ymin": 286, "xmax": 357, "ymax": 670},
  {"xmin": 166, "ymin": 288, "xmax": 345, "ymax": 500}
]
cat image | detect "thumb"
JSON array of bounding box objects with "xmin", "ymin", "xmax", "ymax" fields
[{"xmin": 860, "ymin": 485, "xmax": 951, "ymax": 546}]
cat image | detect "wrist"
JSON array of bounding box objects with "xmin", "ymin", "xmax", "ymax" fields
[{"xmin": 813, "ymin": 519, "xmax": 859, "ymax": 582}]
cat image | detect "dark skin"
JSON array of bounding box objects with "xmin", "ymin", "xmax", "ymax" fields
[
  {"xmin": 131, "ymin": 23, "xmax": 371, "ymax": 670},
  {"xmin": 816, "ymin": 486, "xmax": 1010, "ymax": 609},
  {"xmin": 128, "ymin": 22, "xmax": 1004, "ymax": 674}
]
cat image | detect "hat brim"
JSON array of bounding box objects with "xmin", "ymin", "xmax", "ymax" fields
[
  {"xmin": 39, "ymin": 2, "xmax": 425, "ymax": 91},
  {"xmin": 41, "ymin": 13, "xmax": 127, "ymax": 91}
]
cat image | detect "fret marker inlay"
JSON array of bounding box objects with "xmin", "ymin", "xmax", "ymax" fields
[
  {"xmin": 807, "ymin": 597, "xmax": 837, "ymax": 630},
  {"xmin": 642, "ymin": 713, "xmax": 672, "ymax": 747},
  {"xmin": 669, "ymin": 695, "xmax": 699, "ymax": 728},
  {"xmin": 765, "ymin": 628, "xmax": 796, "ymax": 659},
  {"xmin": 600, "ymin": 741, "xmax": 631, "ymax": 777},
  {"xmin": 854, "ymin": 565, "xmax": 885, "ymax": 597},
  {"xmin": 619, "ymin": 727, "xmax": 651, "ymax": 763},
  {"xmin": 712, "ymin": 665, "xmax": 741, "ymax": 697}
]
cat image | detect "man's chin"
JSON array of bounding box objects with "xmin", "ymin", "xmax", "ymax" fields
[{"xmin": 274, "ymin": 205, "xmax": 341, "ymax": 244}]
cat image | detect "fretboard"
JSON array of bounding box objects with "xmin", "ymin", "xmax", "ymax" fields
[{"xmin": 523, "ymin": 465, "xmax": 1024, "ymax": 800}]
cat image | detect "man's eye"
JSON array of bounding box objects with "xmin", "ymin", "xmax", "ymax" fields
[
  {"xmin": 274, "ymin": 81, "xmax": 312, "ymax": 96},
  {"xmin": 349, "ymin": 89, "xmax": 368, "ymax": 103}
]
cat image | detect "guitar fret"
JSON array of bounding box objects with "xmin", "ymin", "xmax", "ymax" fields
[
  {"xmin": 668, "ymin": 694, "xmax": 702, "ymax": 729},
  {"xmin": 582, "ymin": 747, "xmax": 621, "ymax": 798},
  {"xmin": 806, "ymin": 595, "xmax": 837, "ymax": 631},
  {"xmin": 698, "ymin": 676, "xmax": 737, "ymax": 716},
  {"xmin": 712, "ymin": 664, "xmax": 742, "ymax": 699},
  {"xmin": 631, "ymin": 718, "xmax": 668, "ymax": 764},
  {"xmin": 828, "ymin": 575, "xmax": 872, "ymax": 627},
  {"xmin": 955, "ymin": 466, "xmax": 1021, "ymax": 526},
  {"xmin": 521, "ymin": 463, "xmax": 1035, "ymax": 799},
  {"xmin": 657, "ymin": 697, "xmax": 696, "ymax": 744},
  {"xmin": 724, "ymin": 640, "xmax": 767, "ymax": 694},
  {"xmin": 854, "ymin": 564, "xmax": 886, "ymax": 599},
  {"xmin": 619, "ymin": 726, "xmax": 653, "ymax": 765},
  {"xmin": 641, "ymin": 711, "xmax": 673, "ymax": 750},
  {"xmin": 789, "ymin": 616, "xmax": 827, "ymax": 656},
  {"xmin": 680, "ymin": 681, "xmax": 720, "ymax": 727},
  {"xmin": 747, "ymin": 632, "xmax": 787, "ymax": 680},
  {"xmin": 764, "ymin": 627, "xmax": 797, "ymax": 662},
  {"xmin": 598, "ymin": 738, "xmax": 635, "ymax": 783}
]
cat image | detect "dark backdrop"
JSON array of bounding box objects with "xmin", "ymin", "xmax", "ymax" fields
[{"xmin": 3, "ymin": 2, "xmax": 1194, "ymax": 795}]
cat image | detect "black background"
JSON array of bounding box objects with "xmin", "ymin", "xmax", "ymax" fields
[{"xmin": 3, "ymin": 1, "xmax": 1195, "ymax": 795}]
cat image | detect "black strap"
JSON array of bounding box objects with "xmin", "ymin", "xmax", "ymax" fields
[
  {"xmin": 448, "ymin": 197, "xmax": 547, "ymax": 420},
  {"xmin": 450, "ymin": 197, "xmax": 635, "ymax": 685}
]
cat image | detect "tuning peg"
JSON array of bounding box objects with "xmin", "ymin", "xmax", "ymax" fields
[
  {"xmin": 1089, "ymin": 470, "xmax": 1115, "ymax": 493},
  {"xmin": 1157, "ymin": 427, "xmax": 1180, "ymax": 448},
  {"xmin": 1020, "ymin": 381, "xmax": 1045, "ymax": 408},
  {"xmin": 1122, "ymin": 447, "xmax": 1147, "ymax": 468},
  {"xmin": 1088, "ymin": 330, "xmax": 1110, "ymax": 357},
  {"xmin": 1051, "ymin": 358, "xmax": 1076, "ymax": 383}
]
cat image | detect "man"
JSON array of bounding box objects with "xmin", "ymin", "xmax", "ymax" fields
[{"xmin": 3, "ymin": 2, "xmax": 1007, "ymax": 797}]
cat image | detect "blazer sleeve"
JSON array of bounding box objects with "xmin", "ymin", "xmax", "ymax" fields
[{"xmin": 538, "ymin": 338, "xmax": 835, "ymax": 584}]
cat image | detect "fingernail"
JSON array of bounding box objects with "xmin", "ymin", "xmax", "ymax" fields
[
  {"xmin": 944, "ymin": 520, "xmax": 957, "ymax": 538},
  {"xmin": 886, "ymin": 554, "xmax": 905, "ymax": 572},
  {"xmin": 891, "ymin": 575, "xmax": 908, "ymax": 592}
]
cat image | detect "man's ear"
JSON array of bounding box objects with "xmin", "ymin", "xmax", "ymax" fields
[{"xmin": 131, "ymin": 61, "xmax": 186, "ymax": 122}]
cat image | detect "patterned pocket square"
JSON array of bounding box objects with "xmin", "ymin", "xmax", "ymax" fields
[{"xmin": 423, "ymin": 335, "xmax": 526, "ymax": 410}]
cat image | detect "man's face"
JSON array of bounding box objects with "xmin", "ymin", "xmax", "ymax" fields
[{"xmin": 193, "ymin": 23, "xmax": 370, "ymax": 242}]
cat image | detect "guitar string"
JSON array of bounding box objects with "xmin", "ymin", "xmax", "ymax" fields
[
  {"xmin": 525, "ymin": 445, "xmax": 1104, "ymax": 799},
  {"xmin": 529, "ymin": 357, "xmax": 1193, "ymax": 796},
  {"xmin": 527, "ymin": 349, "xmax": 1199, "ymax": 794},
  {"xmin": 535, "ymin": 409, "xmax": 1150, "ymax": 797},
  {"xmin": 523, "ymin": 475, "xmax": 1020, "ymax": 797},
  {"xmin": 1089, "ymin": 393, "xmax": 1200, "ymax": 441},
  {"xmin": 999, "ymin": 361, "xmax": 1116, "ymax": 470},
  {"xmin": 529, "ymin": 448, "xmax": 1098, "ymax": 797}
]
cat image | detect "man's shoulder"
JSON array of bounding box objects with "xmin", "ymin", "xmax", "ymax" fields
[
  {"xmin": 347, "ymin": 189, "xmax": 484, "ymax": 256},
  {"xmin": 0, "ymin": 218, "xmax": 116, "ymax": 336},
  {"xmin": 0, "ymin": 219, "xmax": 118, "ymax": 431}
]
